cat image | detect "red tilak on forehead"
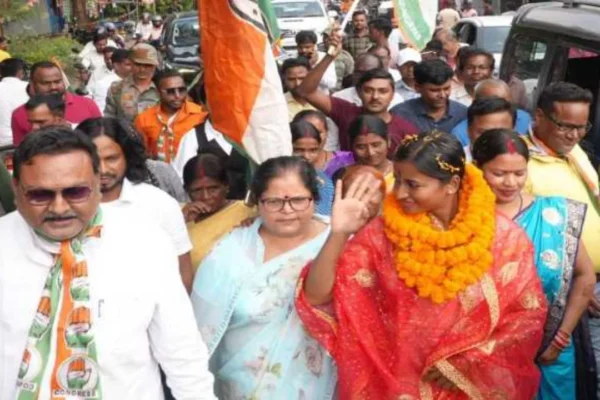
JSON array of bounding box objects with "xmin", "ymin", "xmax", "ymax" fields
[
  {"xmin": 506, "ymin": 138, "xmax": 517, "ymax": 154},
  {"xmin": 360, "ymin": 125, "xmax": 370, "ymax": 136}
]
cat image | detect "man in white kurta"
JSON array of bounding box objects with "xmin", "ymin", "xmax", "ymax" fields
[{"xmin": 0, "ymin": 126, "xmax": 216, "ymax": 399}]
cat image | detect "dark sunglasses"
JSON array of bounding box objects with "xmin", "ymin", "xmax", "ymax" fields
[
  {"xmin": 163, "ymin": 86, "xmax": 188, "ymax": 96},
  {"xmin": 21, "ymin": 185, "xmax": 93, "ymax": 206}
]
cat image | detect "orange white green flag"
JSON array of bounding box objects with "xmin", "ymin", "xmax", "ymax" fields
[{"xmin": 199, "ymin": 0, "xmax": 292, "ymax": 164}]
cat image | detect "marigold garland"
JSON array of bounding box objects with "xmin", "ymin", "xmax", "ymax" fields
[{"xmin": 383, "ymin": 164, "xmax": 496, "ymax": 304}]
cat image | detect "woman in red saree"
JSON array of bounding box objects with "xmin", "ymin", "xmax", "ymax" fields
[{"xmin": 296, "ymin": 131, "xmax": 548, "ymax": 399}]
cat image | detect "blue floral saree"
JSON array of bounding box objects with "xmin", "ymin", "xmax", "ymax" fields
[
  {"xmin": 191, "ymin": 217, "xmax": 337, "ymax": 399},
  {"xmin": 515, "ymin": 196, "xmax": 587, "ymax": 400}
]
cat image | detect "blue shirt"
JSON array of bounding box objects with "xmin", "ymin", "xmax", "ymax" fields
[
  {"xmin": 390, "ymin": 98, "xmax": 468, "ymax": 134},
  {"xmin": 450, "ymin": 109, "xmax": 532, "ymax": 147},
  {"xmin": 315, "ymin": 170, "xmax": 334, "ymax": 216}
]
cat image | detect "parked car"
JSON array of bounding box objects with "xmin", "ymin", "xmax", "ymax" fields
[
  {"xmin": 500, "ymin": 0, "xmax": 600, "ymax": 167},
  {"xmin": 272, "ymin": 0, "xmax": 331, "ymax": 54},
  {"xmin": 160, "ymin": 11, "xmax": 201, "ymax": 83},
  {"xmin": 454, "ymin": 16, "xmax": 513, "ymax": 76}
]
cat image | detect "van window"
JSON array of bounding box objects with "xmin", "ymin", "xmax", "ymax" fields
[
  {"xmin": 503, "ymin": 35, "xmax": 548, "ymax": 110},
  {"xmin": 457, "ymin": 23, "xmax": 476, "ymax": 45},
  {"xmin": 563, "ymin": 48, "xmax": 600, "ymax": 103},
  {"xmin": 557, "ymin": 47, "xmax": 600, "ymax": 161}
]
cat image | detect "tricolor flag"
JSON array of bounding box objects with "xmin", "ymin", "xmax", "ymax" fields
[
  {"xmin": 199, "ymin": 0, "xmax": 292, "ymax": 164},
  {"xmin": 393, "ymin": 0, "xmax": 438, "ymax": 50},
  {"xmin": 259, "ymin": 0, "xmax": 283, "ymax": 56}
]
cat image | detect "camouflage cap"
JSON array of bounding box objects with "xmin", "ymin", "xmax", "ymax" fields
[{"xmin": 130, "ymin": 43, "xmax": 159, "ymax": 66}]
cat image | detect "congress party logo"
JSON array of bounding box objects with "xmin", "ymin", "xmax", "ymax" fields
[
  {"xmin": 228, "ymin": 0, "xmax": 267, "ymax": 34},
  {"xmin": 70, "ymin": 262, "xmax": 90, "ymax": 301},
  {"xmin": 65, "ymin": 307, "xmax": 93, "ymax": 348},
  {"xmin": 30, "ymin": 296, "xmax": 51, "ymax": 339},
  {"xmin": 18, "ymin": 347, "xmax": 42, "ymax": 382},
  {"xmin": 57, "ymin": 356, "xmax": 99, "ymax": 392}
]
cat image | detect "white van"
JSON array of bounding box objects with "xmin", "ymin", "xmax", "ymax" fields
[{"xmin": 272, "ymin": 0, "xmax": 330, "ymax": 54}]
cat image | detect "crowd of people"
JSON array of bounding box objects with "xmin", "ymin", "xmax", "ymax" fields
[{"xmin": 0, "ymin": 5, "xmax": 599, "ymax": 400}]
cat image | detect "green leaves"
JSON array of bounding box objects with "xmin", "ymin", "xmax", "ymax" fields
[{"xmin": 11, "ymin": 35, "xmax": 81, "ymax": 76}]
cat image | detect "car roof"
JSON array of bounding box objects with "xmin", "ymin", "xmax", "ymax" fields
[
  {"xmin": 458, "ymin": 16, "xmax": 513, "ymax": 27},
  {"xmin": 513, "ymin": 1, "xmax": 600, "ymax": 42}
]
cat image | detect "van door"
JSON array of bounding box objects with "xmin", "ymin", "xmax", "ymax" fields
[{"xmin": 500, "ymin": 33, "xmax": 553, "ymax": 111}]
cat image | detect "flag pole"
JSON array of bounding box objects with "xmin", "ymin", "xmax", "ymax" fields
[
  {"xmin": 328, "ymin": 0, "xmax": 361, "ymax": 54},
  {"xmin": 339, "ymin": 0, "xmax": 362, "ymax": 31}
]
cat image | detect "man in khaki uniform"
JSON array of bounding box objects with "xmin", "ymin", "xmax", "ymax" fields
[{"xmin": 104, "ymin": 43, "xmax": 160, "ymax": 122}]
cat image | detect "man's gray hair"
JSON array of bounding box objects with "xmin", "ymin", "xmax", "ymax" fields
[
  {"xmin": 437, "ymin": 28, "xmax": 458, "ymax": 42},
  {"xmin": 474, "ymin": 79, "xmax": 511, "ymax": 97}
]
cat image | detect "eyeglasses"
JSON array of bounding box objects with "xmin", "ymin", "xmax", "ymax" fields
[
  {"xmin": 20, "ymin": 185, "xmax": 92, "ymax": 206},
  {"xmin": 259, "ymin": 196, "xmax": 313, "ymax": 212},
  {"xmin": 544, "ymin": 111, "xmax": 592, "ymax": 135},
  {"xmin": 163, "ymin": 86, "xmax": 187, "ymax": 96}
]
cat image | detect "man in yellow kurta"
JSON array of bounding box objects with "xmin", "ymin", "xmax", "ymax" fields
[
  {"xmin": 524, "ymin": 82, "xmax": 600, "ymax": 389},
  {"xmin": 525, "ymin": 82, "xmax": 599, "ymax": 270}
]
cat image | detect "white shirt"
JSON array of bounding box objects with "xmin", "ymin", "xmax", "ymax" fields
[
  {"xmin": 136, "ymin": 22, "xmax": 154, "ymax": 41},
  {"xmin": 81, "ymin": 50, "xmax": 107, "ymax": 74},
  {"xmin": 395, "ymin": 80, "xmax": 421, "ymax": 101},
  {"xmin": 102, "ymin": 179, "xmax": 192, "ymax": 255},
  {"xmin": 389, "ymin": 68, "xmax": 402, "ymax": 83},
  {"xmin": 149, "ymin": 26, "xmax": 163, "ymax": 41},
  {"xmin": 87, "ymin": 63, "xmax": 113, "ymax": 90},
  {"xmin": 333, "ymin": 87, "xmax": 404, "ymax": 109},
  {"xmin": 172, "ymin": 120, "xmax": 233, "ymax": 180},
  {"xmin": 78, "ymin": 39, "xmax": 118, "ymax": 60},
  {"xmin": 450, "ymin": 84, "xmax": 473, "ymax": 107},
  {"xmin": 388, "ymin": 29, "xmax": 404, "ymax": 59},
  {"xmin": 0, "ymin": 77, "xmax": 28, "ymax": 146},
  {"xmin": 0, "ymin": 210, "xmax": 216, "ymax": 400},
  {"xmin": 316, "ymin": 52, "xmax": 337, "ymax": 95},
  {"xmin": 88, "ymin": 72, "xmax": 121, "ymax": 114}
]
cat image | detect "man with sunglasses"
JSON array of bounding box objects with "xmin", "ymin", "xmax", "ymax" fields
[
  {"xmin": 0, "ymin": 127, "xmax": 217, "ymax": 399},
  {"xmin": 135, "ymin": 69, "xmax": 206, "ymax": 163},
  {"xmin": 104, "ymin": 43, "xmax": 160, "ymax": 122},
  {"xmin": 525, "ymin": 83, "xmax": 600, "ymax": 362}
]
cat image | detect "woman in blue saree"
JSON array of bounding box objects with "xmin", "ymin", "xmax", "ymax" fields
[
  {"xmin": 191, "ymin": 156, "xmax": 337, "ymax": 399},
  {"xmin": 473, "ymin": 129, "xmax": 596, "ymax": 399}
]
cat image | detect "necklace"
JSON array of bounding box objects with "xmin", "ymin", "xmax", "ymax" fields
[{"xmin": 517, "ymin": 193, "xmax": 524, "ymax": 215}]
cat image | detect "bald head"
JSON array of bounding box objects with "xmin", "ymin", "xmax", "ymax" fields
[
  {"xmin": 352, "ymin": 53, "xmax": 384, "ymax": 85},
  {"xmin": 474, "ymin": 79, "xmax": 512, "ymax": 103},
  {"xmin": 355, "ymin": 53, "xmax": 384, "ymax": 71},
  {"xmin": 435, "ymin": 28, "xmax": 458, "ymax": 43}
]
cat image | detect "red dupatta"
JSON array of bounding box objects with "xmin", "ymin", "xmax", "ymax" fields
[{"xmin": 296, "ymin": 214, "xmax": 548, "ymax": 399}]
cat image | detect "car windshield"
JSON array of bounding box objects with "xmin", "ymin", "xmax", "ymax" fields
[
  {"xmin": 171, "ymin": 18, "xmax": 199, "ymax": 46},
  {"xmin": 273, "ymin": 2, "xmax": 324, "ymax": 18},
  {"xmin": 481, "ymin": 26, "xmax": 511, "ymax": 53}
]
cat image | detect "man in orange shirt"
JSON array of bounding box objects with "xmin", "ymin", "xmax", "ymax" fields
[{"xmin": 135, "ymin": 69, "xmax": 206, "ymax": 162}]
